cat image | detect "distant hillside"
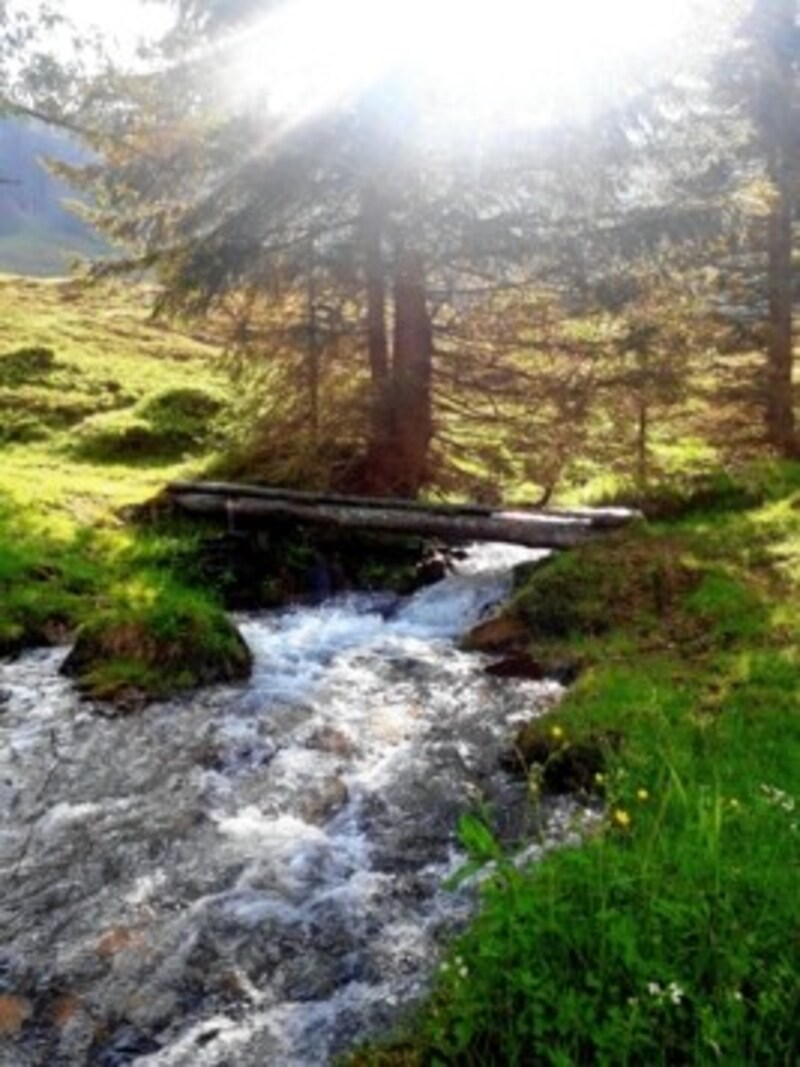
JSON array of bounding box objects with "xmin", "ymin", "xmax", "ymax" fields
[{"xmin": 0, "ymin": 118, "xmax": 108, "ymax": 276}]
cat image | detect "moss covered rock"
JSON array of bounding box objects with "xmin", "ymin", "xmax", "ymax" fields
[
  {"xmin": 511, "ymin": 534, "xmax": 697, "ymax": 641},
  {"xmin": 61, "ymin": 590, "xmax": 252, "ymax": 706},
  {"xmin": 461, "ymin": 613, "xmax": 530, "ymax": 654}
]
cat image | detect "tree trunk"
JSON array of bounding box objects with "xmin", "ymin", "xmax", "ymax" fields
[
  {"xmin": 636, "ymin": 396, "xmax": 649, "ymax": 489},
  {"xmin": 761, "ymin": 0, "xmax": 797, "ymax": 455},
  {"xmin": 360, "ymin": 184, "xmax": 391, "ymax": 465},
  {"xmin": 306, "ymin": 234, "xmax": 320, "ymax": 445},
  {"xmin": 170, "ymin": 479, "xmax": 639, "ymax": 527},
  {"xmin": 389, "ymin": 245, "xmax": 433, "ymax": 496},
  {"xmin": 170, "ymin": 491, "xmax": 639, "ymax": 549}
]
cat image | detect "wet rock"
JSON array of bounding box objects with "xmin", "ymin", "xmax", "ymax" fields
[
  {"xmin": 461, "ymin": 613, "xmax": 529, "ymax": 654},
  {"xmin": 484, "ymin": 652, "xmax": 545, "ymax": 681},
  {"xmin": 301, "ymin": 777, "xmax": 350, "ymax": 824},
  {"xmin": 0, "ymin": 954, "xmax": 32, "ymax": 995},
  {"xmin": 95, "ymin": 928, "xmax": 145, "ymax": 962},
  {"xmin": 0, "ymin": 993, "xmax": 32, "ymax": 1035},
  {"xmin": 415, "ymin": 554, "xmax": 448, "ymax": 587},
  {"xmin": 49, "ymin": 992, "xmax": 84, "ymax": 1030},
  {"xmin": 90, "ymin": 1022, "xmax": 162, "ymax": 1065},
  {"xmin": 306, "ymin": 726, "xmax": 356, "ymax": 758},
  {"xmin": 547, "ymin": 660, "xmax": 583, "ymax": 686}
]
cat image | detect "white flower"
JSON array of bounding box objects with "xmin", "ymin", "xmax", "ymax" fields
[
  {"xmin": 646, "ymin": 982, "xmax": 662, "ymax": 996},
  {"xmin": 667, "ymin": 981, "xmax": 684, "ymax": 1005}
]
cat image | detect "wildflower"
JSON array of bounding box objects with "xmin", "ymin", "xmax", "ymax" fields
[
  {"xmin": 760, "ymin": 783, "xmax": 795, "ymax": 813},
  {"xmin": 636, "ymin": 788, "xmax": 650, "ymax": 802},
  {"xmin": 440, "ymin": 962, "xmax": 450, "ymax": 973},
  {"xmin": 667, "ymin": 982, "xmax": 684, "ymax": 1005},
  {"xmin": 550, "ymin": 725, "xmax": 565, "ymax": 741},
  {"xmin": 594, "ymin": 772, "xmax": 605, "ymax": 785},
  {"xmin": 612, "ymin": 808, "xmax": 631, "ymax": 829},
  {"xmin": 646, "ymin": 981, "xmax": 661, "ymax": 996},
  {"xmin": 732, "ymin": 991, "xmax": 743, "ymax": 1002},
  {"xmin": 459, "ymin": 965, "xmax": 469, "ymax": 979}
]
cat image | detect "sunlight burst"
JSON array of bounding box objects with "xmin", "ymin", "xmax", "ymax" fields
[{"xmin": 228, "ymin": 0, "xmax": 708, "ymax": 127}]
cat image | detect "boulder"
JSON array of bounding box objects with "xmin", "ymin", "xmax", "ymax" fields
[
  {"xmin": 461, "ymin": 613, "xmax": 529, "ymax": 654},
  {"xmin": 484, "ymin": 652, "xmax": 545, "ymax": 681},
  {"xmin": 61, "ymin": 611, "xmax": 252, "ymax": 707}
]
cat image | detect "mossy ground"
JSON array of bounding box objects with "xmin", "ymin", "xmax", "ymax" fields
[
  {"xmin": 348, "ymin": 461, "xmax": 800, "ymax": 1065},
  {"xmin": 0, "ymin": 275, "xmax": 247, "ymax": 700}
]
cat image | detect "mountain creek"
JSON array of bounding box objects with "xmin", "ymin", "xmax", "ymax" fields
[{"xmin": 0, "ymin": 544, "xmax": 598, "ymax": 1066}]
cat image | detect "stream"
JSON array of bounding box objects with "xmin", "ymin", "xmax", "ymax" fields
[{"xmin": 1, "ymin": 544, "xmax": 590, "ymax": 1066}]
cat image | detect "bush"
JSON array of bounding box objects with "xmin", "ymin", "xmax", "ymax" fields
[
  {"xmin": 139, "ymin": 386, "xmax": 224, "ymax": 426},
  {"xmin": 73, "ymin": 387, "xmax": 225, "ymax": 462},
  {"xmin": 0, "ymin": 413, "xmax": 51, "ymax": 445},
  {"xmin": 73, "ymin": 416, "xmax": 186, "ymax": 462},
  {"xmin": 0, "ymin": 345, "xmax": 57, "ymax": 387},
  {"xmin": 139, "ymin": 386, "xmax": 224, "ymax": 446}
]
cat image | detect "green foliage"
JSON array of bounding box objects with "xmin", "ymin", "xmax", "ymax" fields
[
  {"xmin": 0, "ymin": 344, "xmax": 56, "ymax": 385},
  {"xmin": 73, "ymin": 387, "xmax": 226, "ymax": 463},
  {"xmin": 354, "ymin": 461, "xmax": 800, "ymax": 1066}
]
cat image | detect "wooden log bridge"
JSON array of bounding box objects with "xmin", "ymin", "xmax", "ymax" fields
[{"xmin": 167, "ymin": 481, "xmax": 640, "ymax": 549}]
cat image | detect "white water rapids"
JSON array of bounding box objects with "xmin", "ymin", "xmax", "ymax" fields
[{"xmin": 0, "ymin": 544, "xmax": 588, "ymax": 1065}]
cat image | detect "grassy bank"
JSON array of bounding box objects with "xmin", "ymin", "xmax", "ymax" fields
[
  {"xmin": 0, "ymin": 275, "xmax": 250, "ymax": 699},
  {"xmin": 352, "ymin": 463, "xmax": 799, "ymax": 1065}
]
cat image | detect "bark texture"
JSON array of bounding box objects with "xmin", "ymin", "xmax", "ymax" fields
[{"xmin": 761, "ymin": 0, "xmax": 797, "ymax": 454}]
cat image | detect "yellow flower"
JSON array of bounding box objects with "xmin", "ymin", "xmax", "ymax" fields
[
  {"xmin": 636, "ymin": 788, "xmax": 650, "ymax": 802},
  {"xmin": 550, "ymin": 725, "xmax": 565, "ymax": 741},
  {"xmin": 612, "ymin": 808, "xmax": 631, "ymax": 829}
]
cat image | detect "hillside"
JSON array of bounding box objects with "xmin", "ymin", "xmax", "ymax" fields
[{"xmin": 0, "ymin": 118, "xmax": 106, "ymax": 276}]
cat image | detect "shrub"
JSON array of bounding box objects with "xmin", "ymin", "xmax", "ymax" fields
[
  {"xmin": 0, "ymin": 345, "xmax": 57, "ymax": 387},
  {"xmin": 0, "ymin": 413, "xmax": 51, "ymax": 445},
  {"xmin": 73, "ymin": 387, "xmax": 226, "ymax": 462}
]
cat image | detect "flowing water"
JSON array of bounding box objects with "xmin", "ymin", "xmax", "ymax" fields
[{"xmin": 0, "ymin": 544, "xmax": 590, "ymax": 1066}]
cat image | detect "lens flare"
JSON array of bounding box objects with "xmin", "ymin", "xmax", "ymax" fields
[{"xmin": 226, "ymin": 0, "xmax": 717, "ymax": 127}]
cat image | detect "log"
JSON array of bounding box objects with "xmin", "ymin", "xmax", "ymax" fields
[
  {"xmin": 169, "ymin": 490, "xmax": 640, "ymax": 549},
  {"xmin": 168, "ymin": 480, "xmax": 637, "ymax": 529}
]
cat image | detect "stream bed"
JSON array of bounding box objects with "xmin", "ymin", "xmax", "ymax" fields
[{"xmin": 1, "ymin": 544, "xmax": 590, "ymax": 1065}]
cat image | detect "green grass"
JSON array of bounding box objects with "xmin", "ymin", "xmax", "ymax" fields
[
  {"xmin": 0, "ymin": 275, "xmax": 248, "ymax": 698},
  {"xmin": 350, "ymin": 462, "xmax": 800, "ymax": 1066},
  {"xmin": 0, "ymin": 273, "xmax": 229, "ymax": 520}
]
